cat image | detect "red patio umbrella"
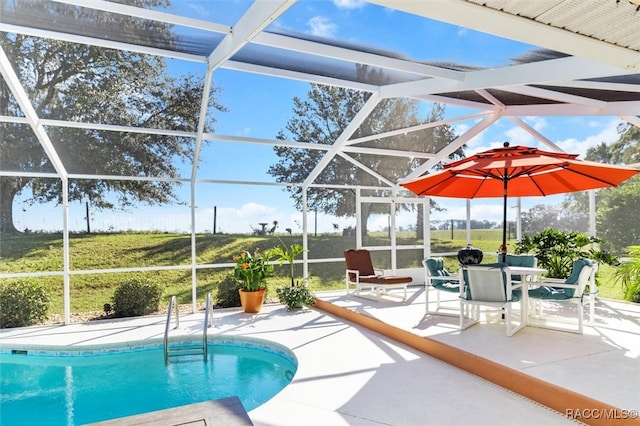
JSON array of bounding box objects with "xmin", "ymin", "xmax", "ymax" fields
[{"xmin": 400, "ymin": 142, "xmax": 639, "ymax": 262}]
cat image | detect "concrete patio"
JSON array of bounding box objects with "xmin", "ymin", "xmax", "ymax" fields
[{"xmin": 1, "ymin": 287, "xmax": 639, "ymax": 425}]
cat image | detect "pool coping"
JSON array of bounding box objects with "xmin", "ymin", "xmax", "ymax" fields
[
  {"xmin": 0, "ymin": 334, "xmax": 297, "ymax": 365},
  {"xmin": 88, "ymin": 396, "xmax": 252, "ymax": 426}
]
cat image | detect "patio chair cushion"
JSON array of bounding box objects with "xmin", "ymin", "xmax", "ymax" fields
[
  {"xmin": 529, "ymin": 258, "xmax": 595, "ymax": 299},
  {"xmin": 565, "ymin": 259, "xmax": 594, "ymax": 284},
  {"xmin": 503, "ymin": 254, "xmax": 536, "ymax": 282},
  {"xmin": 562, "ymin": 258, "xmax": 596, "ymax": 297},
  {"xmin": 510, "ymin": 288, "xmax": 522, "ymax": 302},
  {"xmin": 528, "ymin": 286, "xmax": 571, "ymax": 300},
  {"xmin": 425, "ymin": 258, "xmax": 459, "ymax": 292},
  {"xmin": 425, "ymin": 257, "xmax": 447, "ymax": 279},
  {"xmin": 344, "ymin": 249, "xmax": 376, "ymax": 279},
  {"xmin": 504, "ymin": 254, "xmax": 535, "ymax": 267},
  {"xmin": 434, "ymin": 281, "xmax": 460, "ymax": 292}
]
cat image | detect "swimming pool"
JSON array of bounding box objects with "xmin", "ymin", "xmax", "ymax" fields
[{"xmin": 0, "ymin": 337, "xmax": 297, "ymax": 425}]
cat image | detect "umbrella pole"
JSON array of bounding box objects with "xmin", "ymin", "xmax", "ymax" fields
[{"xmin": 501, "ymin": 178, "xmax": 508, "ymax": 263}]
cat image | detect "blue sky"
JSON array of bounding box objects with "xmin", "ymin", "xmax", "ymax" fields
[{"xmin": 12, "ymin": 0, "xmax": 624, "ymax": 234}]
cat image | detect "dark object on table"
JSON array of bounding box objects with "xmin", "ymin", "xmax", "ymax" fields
[{"xmin": 458, "ymin": 244, "xmax": 483, "ymax": 265}]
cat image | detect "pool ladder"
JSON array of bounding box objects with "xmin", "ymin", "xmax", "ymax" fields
[{"xmin": 163, "ymin": 292, "xmax": 213, "ymax": 364}]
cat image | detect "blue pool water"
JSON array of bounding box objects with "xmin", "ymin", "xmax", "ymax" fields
[{"xmin": 0, "ymin": 338, "xmax": 297, "ymax": 425}]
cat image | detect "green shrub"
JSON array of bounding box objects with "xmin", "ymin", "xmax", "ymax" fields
[
  {"xmin": 516, "ymin": 228, "xmax": 618, "ymax": 279},
  {"xmin": 615, "ymin": 246, "xmax": 640, "ymax": 303},
  {"xmin": 216, "ymin": 273, "xmax": 241, "ymax": 308},
  {"xmin": 629, "ymin": 286, "xmax": 640, "ymax": 303},
  {"xmin": 112, "ymin": 279, "xmax": 163, "ymax": 318},
  {"xmin": 0, "ymin": 280, "xmax": 50, "ymax": 328}
]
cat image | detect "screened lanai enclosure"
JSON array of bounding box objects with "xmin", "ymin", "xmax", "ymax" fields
[{"xmin": 2, "ymin": 0, "xmax": 640, "ymax": 323}]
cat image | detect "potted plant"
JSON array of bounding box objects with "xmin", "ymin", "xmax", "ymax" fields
[
  {"xmin": 273, "ymin": 241, "xmax": 316, "ymax": 311},
  {"xmin": 276, "ymin": 282, "xmax": 316, "ymax": 311},
  {"xmin": 233, "ymin": 248, "xmax": 274, "ymax": 313}
]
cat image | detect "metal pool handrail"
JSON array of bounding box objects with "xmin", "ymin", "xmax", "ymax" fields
[
  {"xmin": 164, "ymin": 294, "xmax": 212, "ymax": 364},
  {"xmin": 164, "ymin": 295, "xmax": 179, "ymax": 364},
  {"xmin": 203, "ymin": 292, "xmax": 213, "ymax": 360}
]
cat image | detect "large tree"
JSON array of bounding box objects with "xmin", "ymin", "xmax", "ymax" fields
[
  {"xmin": 597, "ymin": 176, "xmax": 640, "ymax": 252},
  {"xmin": 0, "ymin": 0, "xmax": 225, "ymax": 233},
  {"xmin": 521, "ymin": 204, "xmax": 587, "ymax": 236},
  {"xmin": 268, "ymin": 76, "xmax": 460, "ymax": 237},
  {"xmin": 563, "ymin": 122, "xmax": 640, "ymax": 251}
]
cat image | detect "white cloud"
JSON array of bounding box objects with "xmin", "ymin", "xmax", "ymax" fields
[
  {"xmin": 332, "ymin": 0, "xmax": 365, "ymax": 10},
  {"xmin": 525, "ymin": 116, "xmax": 548, "ymax": 132},
  {"xmin": 451, "ymin": 122, "xmax": 486, "ymax": 154},
  {"xmin": 368, "ymin": 214, "xmax": 391, "ymax": 232},
  {"xmin": 234, "ymin": 202, "xmax": 277, "ymax": 219},
  {"xmin": 210, "ymin": 204, "xmax": 358, "ymax": 235},
  {"xmin": 187, "ymin": 3, "xmax": 209, "ymax": 18},
  {"xmin": 587, "ymin": 119, "xmax": 603, "ymax": 128},
  {"xmin": 430, "ymin": 201, "xmax": 507, "ymax": 224},
  {"xmin": 556, "ymin": 118, "xmax": 621, "ymax": 158},
  {"xmin": 453, "ymin": 123, "xmax": 469, "ymax": 135},
  {"xmin": 470, "ymin": 202, "xmax": 509, "ymax": 223},
  {"xmin": 487, "ymin": 117, "xmax": 622, "ymax": 159},
  {"xmin": 210, "ymin": 203, "xmax": 273, "ymax": 233},
  {"xmin": 504, "ymin": 125, "xmax": 536, "ymax": 146},
  {"xmin": 235, "ymin": 127, "xmax": 252, "ymax": 137},
  {"xmin": 307, "ymin": 16, "xmax": 337, "ymax": 38}
]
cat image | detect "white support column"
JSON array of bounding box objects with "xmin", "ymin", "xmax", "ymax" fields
[
  {"xmin": 356, "ymin": 188, "xmax": 362, "ymax": 248},
  {"xmin": 302, "ymin": 189, "xmax": 309, "ymax": 280},
  {"xmin": 589, "ymin": 190, "xmax": 596, "ymax": 238},
  {"xmin": 516, "ymin": 197, "xmax": 522, "ymax": 242},
  {"xmin": 424, "ymin": 198, "xmax": 431, "ymax": 259},
  {"xmin": 62, "ymin": 179, "xmax": 70, "ymax": 325},
  {"xmin": 390, "ymin": 192, "xmax": 397, "ymax": 272},
  {"xmin": 466, "ymin": 199, "xmax": 471, "ymax": 245},
  {"xmin": 190, "ymin": 183, "xmax": 197, "ymax": 313}
]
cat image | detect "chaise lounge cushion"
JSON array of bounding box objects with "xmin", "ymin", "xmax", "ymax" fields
[
  {"xmin": 358, "ymin": 275, "xmax": 412, "ymax": 284},
  {"xmin": 344, "ymin": 249, "xmax": 376, "ymax": 281}
]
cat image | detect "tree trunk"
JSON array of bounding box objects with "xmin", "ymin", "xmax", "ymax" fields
[
  {"xmin": 0, "ymin": 177, "xmax": 21, "ymax": 234},
  {"xmin": 416, "ymin": 203, "xmax": 424, "ymax": 239},
  {"xmin": 360, "ymin": 204, "xmax": 371, "ymax": 242}
]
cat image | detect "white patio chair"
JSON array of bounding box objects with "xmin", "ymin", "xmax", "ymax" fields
[
  {"xmin": 460, "ymin": 265, "xmax": 525, "ymax": 337},
  {"xmin": 422, "ymin": 257, "xmax": 461, "ymax": 316},
  {"xmin": 527, "ymin": 259, "xmax": 598, "ymax": 334}
]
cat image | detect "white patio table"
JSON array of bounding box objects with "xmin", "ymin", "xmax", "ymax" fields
[{"xmin": 506, "ymin": 266, "xmax": 548, "ymax": 325}]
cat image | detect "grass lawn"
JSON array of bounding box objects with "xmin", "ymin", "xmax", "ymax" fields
[{"xmin": 0, "ymin": 230, "xmax": 629, "ymax": 316}]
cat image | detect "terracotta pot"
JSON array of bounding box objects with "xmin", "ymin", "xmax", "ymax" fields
[{"xmin": 239, "ymin": 288, "xmax": 265, "ymax": 313}]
